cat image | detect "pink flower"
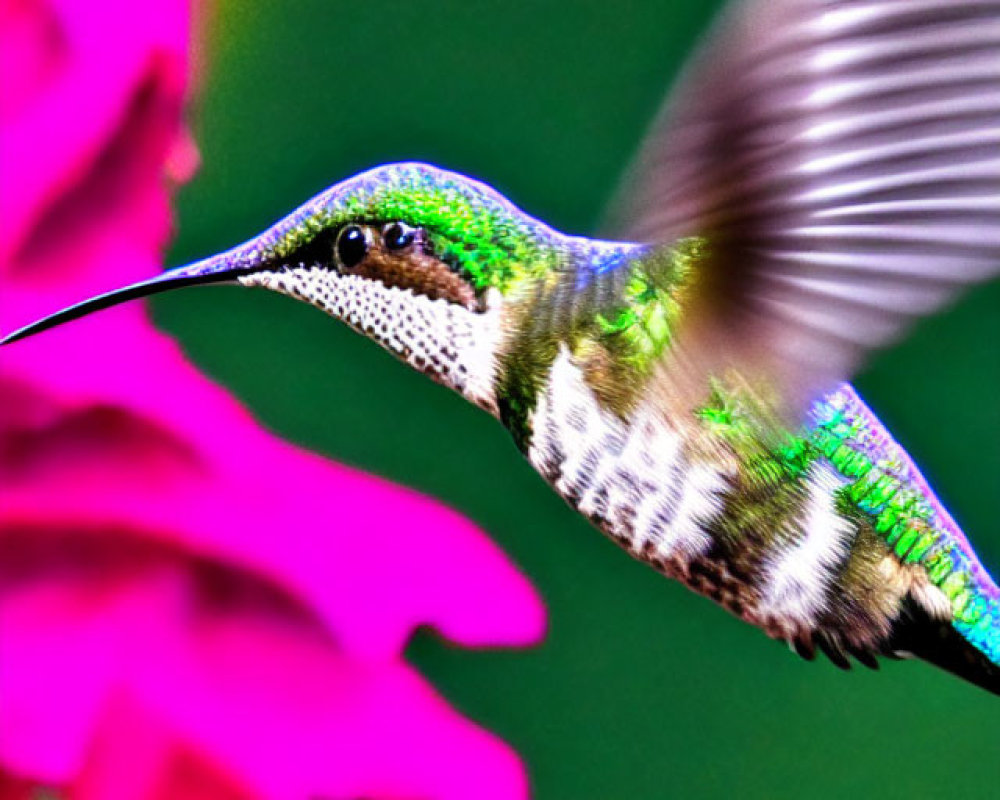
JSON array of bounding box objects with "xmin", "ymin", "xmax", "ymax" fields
[{"xmin": 0, "ymin": 1, "xmax": 545, "ymax": 797}]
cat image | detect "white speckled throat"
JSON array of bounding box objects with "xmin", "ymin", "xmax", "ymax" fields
[{"xmin": 239, "ymin": 266, "xmax": 506, "ymax": 415}]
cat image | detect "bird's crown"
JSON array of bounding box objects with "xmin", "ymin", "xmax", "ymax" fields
[{"xmin": 250, "ymin": 162, "xmax": 564, "ymax": 308}]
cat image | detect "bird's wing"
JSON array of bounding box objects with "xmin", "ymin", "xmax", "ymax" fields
[{"xmin": 605, "ymin": 0, "xmax": 1000, "ymax": 417}]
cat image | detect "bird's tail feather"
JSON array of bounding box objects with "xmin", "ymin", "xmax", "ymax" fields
[{"xmin": 888, "ymin": 598, "xmax": 1000, "ymax": 696}]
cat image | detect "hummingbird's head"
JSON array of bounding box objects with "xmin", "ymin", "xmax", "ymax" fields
[
  {"xmin": 1, "ymin": 163, "xmax": 573, "ymax": 414},
  {"xmin": 236, "ymin": 162, "xmax": 571, "ymax": 412}
]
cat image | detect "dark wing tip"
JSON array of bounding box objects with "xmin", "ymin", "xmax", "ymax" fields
[
  {"xmin": 794, "ymin": 605, "xmax": 999, "ymax": 695},
  {"xmin": 888, "ymin": 600, "xmax": 1000, "ymax": 697}
]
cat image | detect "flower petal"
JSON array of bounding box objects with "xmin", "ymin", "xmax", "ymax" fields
[{"xmin": 1, "ymin": 544, "xmax": 529, "ymax": 799}]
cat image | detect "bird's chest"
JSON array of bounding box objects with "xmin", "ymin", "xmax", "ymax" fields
[{"xmin": 523, "ymin": 351, "xmax": 730, "ymax": 567}]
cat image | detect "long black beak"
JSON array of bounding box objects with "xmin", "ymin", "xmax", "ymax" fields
[{"xmin": 1, "ymin": 250, "xmax": 256, "ymax": 346}]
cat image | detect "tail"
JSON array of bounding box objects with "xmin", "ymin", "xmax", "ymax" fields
[
  {"xmin": 805, "ymin": 385, "xmax": 1000, "ymax": 696},
  {"xmin": 887, "ymin": 596, "xmax": 1000, "ymax": 696}
]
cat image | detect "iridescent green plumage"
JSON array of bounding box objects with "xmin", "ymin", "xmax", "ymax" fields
[
  {"xmin": 592, "ymin": 240, "xmax": 699, "ymax": 374},
  {"xmin": 266, "ymin": 164, "xmax": 558, "ymax": 294}
]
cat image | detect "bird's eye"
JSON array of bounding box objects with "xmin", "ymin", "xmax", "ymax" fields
[
  {"xmin": 382, "ymin": 222, "xmax": 416, "ymax": 251},
  {"xmin": 335, "ymin": 225, "xmax": 370, "ymax": 270}
]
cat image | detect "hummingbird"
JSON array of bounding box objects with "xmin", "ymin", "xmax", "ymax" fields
[{"xmin": 4, "ymin": 0, "xmax": 1000, "ymax": 693}]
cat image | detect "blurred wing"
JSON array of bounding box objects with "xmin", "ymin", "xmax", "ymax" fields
[{"xmin": 607, "ymin": 0, "xmax": 1000, "ymax": 413}]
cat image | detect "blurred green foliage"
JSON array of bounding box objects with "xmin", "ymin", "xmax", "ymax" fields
[{"xmin": 157, "ymin": 1, "xmax": 1000, "ymax": 797}]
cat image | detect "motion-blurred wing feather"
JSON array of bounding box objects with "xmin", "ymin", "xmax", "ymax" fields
[{"xmin": 607, "ymin": 0, "xmax": 1000, "ymax": 411}]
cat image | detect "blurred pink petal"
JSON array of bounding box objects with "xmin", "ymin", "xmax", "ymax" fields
[
  {"xmin": 0, "ymin": 537, "xmax": 527, "ymax": 799},
  {"xmin": 0, "ymin": 0, "xmax": 188, "ymax": 278},
  {"xmin": 0, "ymin": 0, "xmax": 545, "ymax": 796}
]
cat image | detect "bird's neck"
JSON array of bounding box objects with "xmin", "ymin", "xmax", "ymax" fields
[{"xmin": 492, "ymin": 236, "xmax": 702, "ymax": 450}]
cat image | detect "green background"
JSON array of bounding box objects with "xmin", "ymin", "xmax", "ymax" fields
[{"xmin": 157, "ymin": 1, "xmax": 1000, "ymax": 797}]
